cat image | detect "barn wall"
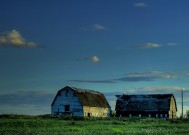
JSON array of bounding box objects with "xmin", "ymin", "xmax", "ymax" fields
[
  {"xmin": 83, "ymin": 106, "xmax": 110, "ymax": 117},
  {"xmin": 169, "ymin": 96, "xmax": 177, "ymax": 119},
  {"xmin": 116, "ymin": 111, "xmax": 169, "ymax": 118},
  {"xmin": 51, "ymin": 89, "xmax": 83, "ymax": 116}
]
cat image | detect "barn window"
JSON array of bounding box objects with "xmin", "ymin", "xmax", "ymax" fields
[
  {"xmin": 139, "ymin": 114, "xmax": 141, "ymax": 117},
  {"xmin": 165, "ymin": 114, "xmax": 168, "ymax": 118},
  {"xmin": 65, "ymin": 105, "xmax": 70, "ymax": 112},
  {"xmin": 160, "ymin": 114, "xmax": 163, "ymax": 118},
  {"xmin": 156, "ymin": 114, "xmax": 158, "ymax": 118},
  {"xmin": 149, "ymin": 114, "xmax": 151, "ymax": 118},
  {"xmin": 129, "ymin": 114, "xmax": 132, "ymax": 117}
]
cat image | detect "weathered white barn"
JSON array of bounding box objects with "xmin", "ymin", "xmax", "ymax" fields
[
  {"xmin": 51, "ymin": 86, "xmax": 111, "ymax": 117},
  {"xmin": 115, "ymin": 94, "xmax": 177, "ymax": 119}
]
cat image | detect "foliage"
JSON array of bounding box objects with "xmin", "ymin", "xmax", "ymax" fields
[
  {"xmin": 185, "ymin": 110, "xmax": 189, "ymax": 119},
  {"xmin": 0, "ymin": 114, "xmax": 189, "ymax": 135}
]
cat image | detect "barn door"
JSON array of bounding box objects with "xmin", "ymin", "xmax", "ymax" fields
[{"xmin": 65, "ymin": 105, "xmax": 70, "ymax": 112}]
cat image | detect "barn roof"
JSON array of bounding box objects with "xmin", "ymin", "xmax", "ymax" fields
[
  {"xmin": 51, "ymin": 86, "xmax": 111, "ymax": 108},
  {"xmin": 115, "ymin": 94, "xmax": 177, "ymax": 112}
]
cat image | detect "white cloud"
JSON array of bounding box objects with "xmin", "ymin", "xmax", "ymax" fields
[
  {"xmin": 80, "ymin": 24, "xmax": 107, "ymax": 31},
  {"xmin": 91, "ymin": 24, "xmax": 106, "ymax": 31},
  {"xmin": 91, "ymin": 55, "xmax": 100, "ymax": 63},
  {"xmin": 126, "ymin": 71, "xmax": 176, "ymax": 79},
  {"xmin": 134, "ymin": 43, "xmax": 161, "ymax": 48},
  {"xmin": 139, "ymin": 86, "xmax": 184, "ymax": 93},
  {"xmin": 167, "ymin": 43, "xmax": 177, "ymax": 46},
  {"xmin": 134, "ymin": 2, "xmax": 148, "ymax": 8},
  {"xmin": 0, "ymin": 30, "xmax": 39, "ymax": 48}
]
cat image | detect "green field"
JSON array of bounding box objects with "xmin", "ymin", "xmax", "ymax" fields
[{"xmin": 0, "ymin": 115, "xmax": 189, "ymax": 135}]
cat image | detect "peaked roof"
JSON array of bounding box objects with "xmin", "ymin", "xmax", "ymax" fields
[
  {"xmin": 115, "ymin": 94, "xmax": 177, "ymax": 111},
  {"xmin": 51, "ymin": 86, "xmax": 111, "ymax": 108}
]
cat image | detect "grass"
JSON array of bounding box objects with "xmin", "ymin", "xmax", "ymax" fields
[{"xmin": 0, "ymin": 114, "xmax": 189, "ymax": 135}]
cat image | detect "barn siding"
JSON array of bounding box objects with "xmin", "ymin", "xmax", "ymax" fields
[
  {"xmin": 51, "ymin": 86, "xmax": 111, "ymax": 117},
  {"xmin": 115, "ymin": 94, "xmax": 177, "ymax": 119},
  {"xmin": 51, "ymin": 89, "xmax": 83, "ymax": 116},
  {"xmin": 83, "ymin": 106, "xmax": 110, "ymax": 117},
  {"xmin": 117, "ymin": 111, "xmax": 169, "ymax": 118},
  {"xmin": 169, "ymin": 96, "xmax": 177, "ymax": 118}
]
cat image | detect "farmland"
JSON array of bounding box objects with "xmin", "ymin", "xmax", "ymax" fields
[{"xmin": 0, "ymin": 115, "xmax": 189, "ymax": 135}]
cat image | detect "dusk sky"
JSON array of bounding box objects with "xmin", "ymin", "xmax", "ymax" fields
[{"xmin": 0, "ymin": 0, "xmax": 189, "ymax": 115}]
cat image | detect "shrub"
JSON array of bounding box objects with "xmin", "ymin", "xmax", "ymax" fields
[{"xmin": 185, "ymin": 110, "xmax": 189, "ymax": 119}]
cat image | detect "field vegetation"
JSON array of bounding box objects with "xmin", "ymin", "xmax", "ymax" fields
[{"xmin": 0, "ymin": 114, "xmax": 189, "ymax": 135}]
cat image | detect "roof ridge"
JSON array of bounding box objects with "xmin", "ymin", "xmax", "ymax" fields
[
  {"xmin": 70, "ymin": 86, "xmax": 102, "ymax": 95},
  {"xmin": 121, "ymin": 93, "xmax": 173, "ymax": 96}
]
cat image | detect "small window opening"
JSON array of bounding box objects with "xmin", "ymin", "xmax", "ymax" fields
[{"xmin": 65, "ymin": 105, "xmax": 70, "ymax": 112}]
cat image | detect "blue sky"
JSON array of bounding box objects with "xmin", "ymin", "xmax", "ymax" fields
[{"xmin": 0, "ymin": 0, "xmax": 189, "ymax": 115}]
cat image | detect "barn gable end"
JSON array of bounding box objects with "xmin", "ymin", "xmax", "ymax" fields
[{"xmin": 51, "ymin": 86, "xmax": 83, "ymax": 116}]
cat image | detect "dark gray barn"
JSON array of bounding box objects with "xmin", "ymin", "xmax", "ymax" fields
[{"xmin": 115, "ymin": 94, "xmax": 177, "ymax": 119}]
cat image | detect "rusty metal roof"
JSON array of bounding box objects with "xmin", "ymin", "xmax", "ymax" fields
[
  {"xmin": 115, "ymin": 94, "xmax": 177, "ymax": 111},
  {"xmin": 51, "ymin": 86, "xmax": 111, "ymax": 108}
]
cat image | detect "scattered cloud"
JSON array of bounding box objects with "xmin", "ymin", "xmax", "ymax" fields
[
  {"xmin": 116, "ymin": 71, "xmax": 175, "ymax": 82},
  {"xmin": 91, "ymin": 55, "xmax": 100, "ymax": 63},
  {"xmin": 0, "ymin": 104, "xmax": 50, "ymax": 115},
  {"xmin": 68, "ymin": 80, "xmax": 116, "ymax": 84},
  {"xmin": 69, "ymin": 71, "xmax": 176, "ymax": 84},
  {"xmin": 80, "ymin": 24, "xmax": 107, "ymax": 31},
  {"xmin": 131, "ymin": 42, "xmax": 180, "ymax": 49},
  {"xmin": 136, "ymin": 86, "xmax": 184, "ymax": 93},
  {"xmin": 77, "ymin": 55, "xmax": 100, "ymax": 63},
  {"xmin": 0, "ymin": 90, "xmax": 54, "ymax": 114},
  {"xmin": 116, "ymin": 76, "xmax": 154, "ymax": 82},
  {"xmin": 133, "ymin": 43, "xmax": 161, "ymax": 49},
  {"xmin": 127, "ymin": 71, "xmax": 176, "ymax": 78},
  {"xmin": 167, "ymin": 43, "xmax": 177, "ymax": 46},
  {"xmin": 91, "ymin": 24, "xmax": 107, "ymax": 31},
  {"xmin": 0, "ymin": 90, "xmax": 54, "ymax": 106},
  {"xmin": 134, "ymin": 2, "xmax": 149, "ymax": 8},
  {"xmin": 0, "ymin": 30, "xmax": 39, "ymax": 48}
]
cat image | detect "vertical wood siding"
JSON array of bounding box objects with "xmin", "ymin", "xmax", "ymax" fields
[
  {"xmin": 83, "ymin": 106, "xmax": 110, "ymax": 117},
  {"xmin": 51, "ymin": 87, "xmax": 111, "ymax": 117},
  {"xmin": 51, "ymin": 89, "xmax": 83, "ymax": 116},
  {"xmin": 169, "ymin": 96, "xmax": 177, "ymax": 118}
]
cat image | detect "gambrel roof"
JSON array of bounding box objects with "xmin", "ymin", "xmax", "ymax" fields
[
  {"xmin": 51, "ymin": 86, "xmax": 111, "ymax": 108},
  {"xmin": 115, "ymin": 94, "xmax": 177, "ymax": 112}
]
